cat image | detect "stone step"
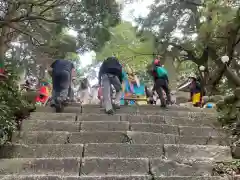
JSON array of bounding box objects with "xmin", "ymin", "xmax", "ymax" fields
[
  {"xmin": 80, "ymin": 105, "xmax": 217, "ymax": 116},
  {"xmin": 0, "ymin": 158, "xmax": 220, "ymax": 176},
  {"xmin": 13, "ymin": 131, "xmax": 229, "ymax": 145},
  {"xmin": 30, "ymin": 112, "xmax": 77, "ymax": 121},
  {"xmin": 84, "ymin": 144, "xmax": 231, "ymax": 161},
  {"xmin": 0, "ymin": 175, "xmax": 231, "ymax": 180},
  {"xmin": 80, "ymin": 104, "xmax": 216, "ymax": 113},
  {"xmin": 0, "ymin": 144, "xmax": 84, "ymax": 158},
  {"xmin": 0, "ymin": 158, "xmax": 80, "ymax": 176},
  {"xmin": 0, "ymin": 144, "xmax": 231, "ymax": 161},
  {"xmin": 30, "ymin": 113, "xmax": 220, "ymax": 127},
  {"xmin": 35, "ymin": 106, "xmax": 216, "ymax": 117},
  {"xmin": 21, "ymin": 120, "xmax": 224, "ymax": 137},
  {"xmin": 80, "ymin": 158, "xmax": 216, "ymax": 176}
]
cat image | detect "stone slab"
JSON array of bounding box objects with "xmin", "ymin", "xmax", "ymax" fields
[
  {"xmin": 0, "ymin": 176, "xmax": 232, "ymax": 180},
  {"xmin": 121, "ymin": 114, "xmax": 219, "ymax": 127},
  {"xmin": 12, "ymin": 132, "xmax": 69, "ymax": 144},
  {"xmin": 130, "ymin": 123, "xmax": 178, "ymax": 134},
  {"xmin": 0, "ymin": 158, "xmax": 79, "ymax": 175},
  {"xmin": 0, "ymin": 175, "xmax": 152, "ymax": 180},
  {"xmin": 30, "ymin": 112, "xmax": 77, "ymax": 121},
  {"xmin": 81, "ymin": 121, "xmax": 129, "ymax": 131},
  {"xmin": 179, "ymin": 126, "xmax": 225, "ymax": 137},
  {"xmin": 22, "ymin": 121, "xmax": 80, "ymax": 132},
  {"xmin": 78, "ymin": 114, "xmax": 121, "ymax": 121},
  {"xmin": 13, "ymin": 131, "xmax": 228, "ymax": 145},
  {"xmin": 154, "ymin": 177, "xmax": 230, "ymax": 180},
  {"xmin": 36, "ymin": 107, "xmax": 81, "ymax": 114},
  {"xmin": 150, "ymin": 159, "xmax": 214, "ymax": 176},
  {"xmin": 84, "ymin": 143, "xmax": 163, "ymax": 158},
  {"xmin": 176, "ymin": 136, "xmax": 229, "ymax": 146},
  {"xmin": 0, "ymin": 144, "xmax": 83, "ymax": 158},
  {"xmin": 126, "ymin": 132, "xmax": 176, "ymax": 144},
  {"xmin": 164, "ymin": 144, "xmax": 232, "ymax": 161},
  {"xmin": 80, "ymin": 158, "xmax": 149, "ymax": 176},
  {"xmin": 68, "ymin": 132, "xmax": 130, "ymax": 144}
]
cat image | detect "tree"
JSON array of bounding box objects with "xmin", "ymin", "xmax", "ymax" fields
[
  {"xmin": 0, "ymin": 0, "xmax": 121, "ymax": 69},
  {"xmin": 137, "ymin": 0, "xmax": 240, "ymax": 94},
  {"xmin": 96, "ymin": 22, "xmax": 155, "ymax": 70}
]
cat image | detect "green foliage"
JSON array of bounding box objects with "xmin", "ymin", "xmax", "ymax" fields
[
  {"xmin": 0, "ymin": 65, "xmax": 33, "ymax": 145},
  {"xmin": 213, "ymin": 160, "xmax": 240, "ymax": 176},
  {"xmin": 96, "ymin": 22, "xmax": 155, "ymax": 70},
  {"xmin": 176, "ymin": 60, "xmax": 199, "ymax": 80},
  {"xmin": 137, "ymin": 0, "xmax": 240, "ymax": 94}
]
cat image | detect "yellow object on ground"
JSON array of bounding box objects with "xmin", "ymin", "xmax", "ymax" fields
[
  {"xmin": 192, "ymin": 93, "xmax": 201, "ymax": 105},
  {"xmin": 136, "ymin": 95, "xmax": 147, "ymax": 105}
]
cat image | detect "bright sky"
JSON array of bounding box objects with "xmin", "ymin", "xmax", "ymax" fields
[{"xmin": 72, "ymin": 0, "xmax": 154, "ymax": 68}]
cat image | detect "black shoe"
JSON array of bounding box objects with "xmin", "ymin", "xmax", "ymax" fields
[
  {"xmin": 105, "ymin": 109, "xmax": 114, "ymax": 115},
  {"xmin": 160, "ymin": 104, "xmax": 167, "ymax": 108},
  {"xmin": 113, "ymin": 104, "xmax": 120, "ymax": 109}
]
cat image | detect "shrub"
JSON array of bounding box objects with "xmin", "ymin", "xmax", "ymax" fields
[{"xmin": 0, "ymin": 66, "xmax": 33, "ymax": 145}]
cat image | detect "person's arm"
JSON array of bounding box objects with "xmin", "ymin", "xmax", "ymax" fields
[{"xmin": 48, "ymin": 61, "xmax": 56, "ymax": 77}]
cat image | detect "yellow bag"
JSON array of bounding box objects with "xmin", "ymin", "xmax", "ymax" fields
[{"xmin": 192, "ymin": 93, "xmax": 201, "ymax": 105}]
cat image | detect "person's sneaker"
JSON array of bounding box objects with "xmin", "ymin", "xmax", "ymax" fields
[
  {"xmin": 113, "ymin": 104, "xmax": 120, "ymax": 109},
  {"xmin": 160, "ymin": 104, "xmax": 167, "ymax": 108},
  {"xmin": 105, "ymin": 109, "xmax": 114, "ymax": 115}
]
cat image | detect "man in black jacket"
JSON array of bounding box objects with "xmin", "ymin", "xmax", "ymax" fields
[
  {"xmin": 98, "ymin": 57, "xmax": 123, "ymax": 114},
  {"xmin": 49, "ymin": 59, "xmax": 75, "ymax": 106}
]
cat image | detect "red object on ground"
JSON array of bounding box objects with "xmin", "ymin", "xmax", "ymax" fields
[{"xmin": 35, "ymin": 86, "xmax": 49, "ymax": 104}]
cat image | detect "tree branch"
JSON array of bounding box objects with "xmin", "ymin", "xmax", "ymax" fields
[{"xmin": 168, "ymin": 42, "xmax": 200, "ymax": 64}]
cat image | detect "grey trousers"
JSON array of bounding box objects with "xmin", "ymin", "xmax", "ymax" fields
[{"xmin": 102, "ymin": 74, "xmax": 122, "ymax": 111}]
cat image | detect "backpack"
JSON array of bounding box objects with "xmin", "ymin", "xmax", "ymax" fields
[
  {"xmin": 156, "ymin": 66, "xmax": 168, "ymax": 78},
  {"xmin": 104, "ymin": 57, "xmax": 122, "ymax": 73}
]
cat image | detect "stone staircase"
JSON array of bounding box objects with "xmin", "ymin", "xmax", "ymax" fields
[{"xmin": 0, "ymin": 105, "xmax": 236, "ymax": 179}]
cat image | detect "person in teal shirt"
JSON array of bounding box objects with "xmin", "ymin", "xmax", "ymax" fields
[{"xmin": 151, "ymin": 59, "xmax": 171, "ymax": 107}]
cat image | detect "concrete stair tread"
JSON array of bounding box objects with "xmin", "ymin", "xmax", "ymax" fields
[
  {"xmin": 0, "ymin": 175, "xmax": 231, "ymax": 180},
  {"xmin": 21, "ymin": 120, "xmax": 224, "ymax": 137},
  {"xmin": 30, "ymin": 113, "xmax": 220, "ymax": 127},
  {"xmin": 0, "ymin": 157, "xmax": 227, "ymax": 176},
  {"xmin": 6, "ymin": 106, "xmax": 232, "ymax": 179},
  {"xmin": 80, "ymin": 104, "xmax": 217, "ymax": 113},
  {"xmin": 12, "ymin": 131, "xmax": 229, "ymax": 145},
  {"xmin": 35, "ymin": 106, "xmax": 217, "ymax": 117},
  {"xmin": 0, "ymin": 144, "xmax": 231, "ymax": 161}
]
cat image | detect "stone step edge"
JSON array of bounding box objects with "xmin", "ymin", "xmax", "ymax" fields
[
  {"xmin": 24, "ymin": 120, "xmax": 221, "ymax": 129},
  {"xmin": 31, "ymin": 112, "xmax": 217, "ymax": 118},
  {"xmin": 0, "ymin": 157, "xmax": 227, "ymax": 163},
  {"xmin": 5, "ymin": 143, "xmax": 231, "ymax": 148},
  {"xmin": 16, "ymin": 130, "xmax": 223, "ymax": 138},
  {"xmin": 0, "ymin": 175, "xmax": 232, "ymax": 179},
  {"xmin": 0, "ymin": 175, "xmax": 231, "ymax": 178}
]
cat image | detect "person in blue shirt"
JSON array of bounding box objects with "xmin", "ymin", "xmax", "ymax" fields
[{"xmin": 151, "ymin": 59, "xmax": 171, "ymax": 107}]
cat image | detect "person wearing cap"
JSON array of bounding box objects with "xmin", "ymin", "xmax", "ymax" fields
[{"xmin": 150, "ymin": 58, "xmax": 171, "ymax": 107}]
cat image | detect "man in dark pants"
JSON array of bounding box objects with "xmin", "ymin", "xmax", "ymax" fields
[
  {"xmin": 151, "ymin": 59, "xmax": 171, "ymax": 107},
  {"xmin": 49, "ymin": 59, "xmax": 75, "ymax": 106},
  {"xmin": 98, "ymin": 57, "xmax": 123, "ymax": 114}
]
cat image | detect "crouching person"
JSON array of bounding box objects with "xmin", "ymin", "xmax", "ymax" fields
[{"xmin": 98, "ymin": 57, "xmax": 123, "ymax": 114}]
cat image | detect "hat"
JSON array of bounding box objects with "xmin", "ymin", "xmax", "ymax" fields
[{"xmin": 154, "ymin": 59, "xmax": 161, "ymax": 65}]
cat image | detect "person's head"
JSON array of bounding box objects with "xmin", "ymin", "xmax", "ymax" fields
[{"xmin": 154, "ymin": 59, "xmax": 162, "ymax": 66}]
